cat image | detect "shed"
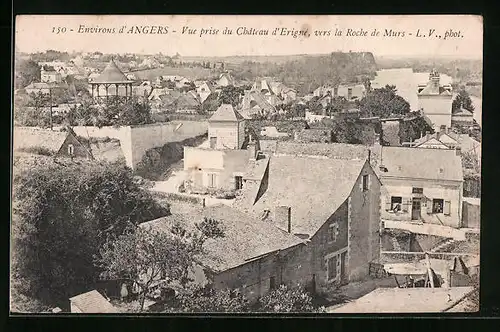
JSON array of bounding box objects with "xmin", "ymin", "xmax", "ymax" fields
[{"xmin": 69, "ymin": 290, "xmax": 119, "ymax": 313}]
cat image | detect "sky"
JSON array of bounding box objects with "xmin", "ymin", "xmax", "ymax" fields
[{"xmin": 15, "ymin": 15, "xmax": 483, "ymax": 58}]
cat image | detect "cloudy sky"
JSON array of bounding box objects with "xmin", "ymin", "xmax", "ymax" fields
[{"xmin": 15, "ymin": 15, "xmax": 483, "ymax": 58}]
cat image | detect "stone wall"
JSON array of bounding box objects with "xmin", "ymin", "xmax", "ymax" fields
[{"xmin": 65, "ymin": 121, "xmax": 208, "ymax": 169}]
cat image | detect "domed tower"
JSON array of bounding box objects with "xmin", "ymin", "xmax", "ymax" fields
[{"xmin": 90, "ymin": 58, "xmax": 133, "ymax": 99}]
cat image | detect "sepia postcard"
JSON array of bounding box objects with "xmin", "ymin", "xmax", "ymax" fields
[{"xmin": 11, "ymin": 15, "xmax": 482, "ymax": 314}]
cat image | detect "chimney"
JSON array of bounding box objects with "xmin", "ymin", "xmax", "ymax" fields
[
  {"xmin": 275, "ymin": 206, "xmax": 292, "ymax": 233},
  {"xmin": 425, "ymin": 131, "xmax": 430, "ymax": 140},
  {"xmin": 247, "ymin": 140, "xmax": 257, "ymax": 160},
  {"xmin": 455, "ymin": 147, "xmax": 461, "ymax": 156}
]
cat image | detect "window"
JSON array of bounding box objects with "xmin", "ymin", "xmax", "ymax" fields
[
  {"xmin": 328, "ymin": 222, "xmax": 339, "ymax": 243},
  {"xmin": 412, "ymin": 187, "xmax": 423, "ymax": 194},
  {"xmin": 67, "ymin": 144, "xmax": 74, "ymax": 155},
  {"xmin": 362, "ymin": 175, "xmax": 369, "ymax": 191},
  {"xmin": 391, "ymin": 196, "xmax": 402, "ymax": 212},
  {"xmin": 235, "ymin": 176, "xmax": 243, "ymax": 190},
  {"xmin": 327, "ymin": 256, "xmax": 337, "ymax": 281},
  {"xmin": 432, "ymin": 199, "xmax": 444, "ymax": 213},
  {"xmin": 207, "ymin": 173, "xmax": 217, "ymax": 188}
]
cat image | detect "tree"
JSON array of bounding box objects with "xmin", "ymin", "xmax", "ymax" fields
[
  {"xmin": 359, "ymin": 85, "xmax": 411, "ymax": 118},
  {"xmin": 452, "ymin": 88, "xmax": 475, "ymax": 112},
  {"xmin": 12, "ymin": 161, "xmax": 169, "ymax": 308},
  {"xmin": 255, "ymin": 285, "xmax": 324, "ymax": 313},
  {"xmin": 116, "ymin": 99, "xmax": 153, "ymax": 126},
  {"xmin": 15, "ymin": 59, "xmax": 41, "ymax": 88},
  {"xmin": 399, "ymin": 115, "xmax": 434, "ymax": 144},
  {"xmin": 97, "ymin": 217, "xmax": 225, "ymax": 312},
  {"xmin": 218, "ymin": 85, "xmax": 244, "ymax": 107}
]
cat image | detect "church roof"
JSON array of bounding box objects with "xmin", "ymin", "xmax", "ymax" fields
[
  {"xmin": 92, "ymin": 59, "xmax": 131, "ymax": 84},
  {"xmin": 209, "ymin": 104, "xmax": 245, "ymax": 122}
]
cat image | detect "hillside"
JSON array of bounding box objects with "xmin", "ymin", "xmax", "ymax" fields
[{"xmin": 229, "ymin": 52, "xmax": 377, "ymax": 95}]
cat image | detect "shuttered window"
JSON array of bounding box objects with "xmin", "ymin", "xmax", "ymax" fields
[
  {"xmin": 402, "ymin": 198, "xmax": 409, "ymax": 212},
  {"xmin": 444, "ymin": 200, "xmax": 451, "ymax": 215}
]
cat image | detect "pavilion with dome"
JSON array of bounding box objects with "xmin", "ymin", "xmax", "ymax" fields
[{"xmin": 89, "ymin": 59, "xmax": 133, "ymax": 99}]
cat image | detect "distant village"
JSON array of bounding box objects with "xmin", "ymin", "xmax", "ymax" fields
[{"xmin": 12, "ymin": 50, "xmax": 481, "ymax": 314}]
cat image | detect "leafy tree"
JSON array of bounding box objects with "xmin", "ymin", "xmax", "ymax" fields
[
  {"xmin": 12, "ymin": 161, "xmax": 169, "ymax": 307},
  {"xmin": 218, "ymin": 85, "xmax": 244, "ymax": 107},
  {"xmin": 399, "ymin": 115, "xmax": 434, "ymax": 144},
  {"xmin": 97, "ymin": 215, "xmax": 226, "ymax": 312},
  {"xmin": 255, "ymin": 285, "xmax": 324, "ymax": 313},
  {"xmin": 201, "ymin": 93, "xmax": 221, "ymax": 113},
  {"xmin": 462, "ymin": 151, "xmax": 480, "ymax": 173},
  {"xmin": 97, "ymin": 226, "xmax": 204, "ymax": 311},
  {"xmin": 359, "ymin": 85, "xmax": 411, "ymax": 118},
  {"xmin": 15, "ymin": 59, "xmax": 41, "ymax": 88},
  {"xmin": 116, "ymin": 99, "xmax": 153, "ymax": 126},
  {"xmin": 452, "ymin": 88, "xmax": 475, "ymax": 112}
]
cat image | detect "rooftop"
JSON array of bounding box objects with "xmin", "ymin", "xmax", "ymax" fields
[
  {"xmin": 275, "ymin": 141, "xmax": 370, "ymax": 161},
  {"xmin": 69, "ymin": 290, "xmax": 119, "ymax": 313},
  {"xmin": 91, "ymin": 59, "xmax": 131, "ymax": 84},
  {"xmin": 329, "ymin": 287, "xmax": 474, "ymax": 313},
  {"xmin": 239, "ymin": 154, "xmax": 366, "ymax": 236},
  {"xmin": 13, "ymin": 127, "xmax": 69, "ymax": 153},
  {"xmin": 139, "ymin": 204, "xmax": 304, "ymax": 272},
  {"xmin": 209, "ymin": 104, "xmax": 245, "ymax": 122},
  {"xmin": 379, "ymin": 146, "xmax": 463, "ymax": 182}
]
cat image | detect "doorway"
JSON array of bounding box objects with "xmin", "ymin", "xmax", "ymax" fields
[
  {"xmin": 340, "ymin": 252, "xmax": 347, "ymax": 283},
  {"xmin": 209, "ymin": 137, "xmax": 217, "ymax": 149},
  {"xmin": 411, "ymin": 198, "xmax": 421, "ymax": 220}
]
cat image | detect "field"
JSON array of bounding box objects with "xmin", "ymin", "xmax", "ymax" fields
[{"xmin": 130, "ymin": 67, "xmax": 217, "ymax": 81}]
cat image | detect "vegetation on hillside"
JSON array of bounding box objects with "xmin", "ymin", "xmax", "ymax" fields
[{"xmin": 11, "ymin": 160, "xmax": 169, "ymax": 308}]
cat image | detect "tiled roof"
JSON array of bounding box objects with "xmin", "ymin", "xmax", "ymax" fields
[
  {"xmin": 379, "ymin": 146, "xmax": 463, "ymax": 181},
  {"xmin": 70, "ymin": 290, "xmax": 119, "ymax": 313},
  {"xmin": 241, "ymin": 154, "xmax": 366, "ymax": 236},
  {"xmin": 209, "ymin": 104, "xmax": 244, "ymax": 122},
  {"xmin": 92, "ymin": 59, "xmax": 131, "ymax": 84},
  {"xmin": 13, "ymin": 127, "xmax": 68, "ymax": 153},
  {"xmin": 139, "ymin": 204, "xmax": 304, "ymax": 272}
]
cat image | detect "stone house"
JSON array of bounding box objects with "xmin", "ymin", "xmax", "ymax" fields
[
  {"xmin": 378, "ymin": 146, "xmax": 464, "ymax": 228},
  {"xmin": 139, "ymin": 204, "xmax": 305, "ymax": 302},
  {"xmin": 417, "ymin": 70, "xmax": 453, "ymax": 130},
  {"xmin": 183, "ymin": 104, "xmax": 257, "ymax": 191},
  {"xmin": 234, "ymin": 142, "xmax": 382, "ymax": 293},
  {"xmin": 13, "ymin": 127, "xmax": 93, "ymax": 159}
]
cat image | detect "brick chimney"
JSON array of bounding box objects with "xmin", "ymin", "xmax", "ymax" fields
[{"xmin": 275, "ymin": 206, "xmax": 292, "ymax": 233}]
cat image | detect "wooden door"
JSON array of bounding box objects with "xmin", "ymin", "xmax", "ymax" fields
[{"xmin": 411, "ymin": 198, "xmax": 421, "ymax": 220}]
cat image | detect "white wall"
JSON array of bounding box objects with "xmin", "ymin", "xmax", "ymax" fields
[
  {"xmin": 418, "ymin": 95, "xmax": 453, "ymax": 129},
  {"xmin": 380, "ymin": 177, "xmax": 462, "ymax": 228}
]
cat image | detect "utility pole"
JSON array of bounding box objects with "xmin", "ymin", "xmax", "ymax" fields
[{"xmin": 49, "ymin": 86, "xmax": 53, "ymax": 130}]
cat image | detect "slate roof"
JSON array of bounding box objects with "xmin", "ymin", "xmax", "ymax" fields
[
  {"xmin": 92, "ymin": 59, "xmax": 131, "ymax": 84},
  {"xmin": 379, "ymin": 146, "xmax": 463, "ymax": 181},
  {"xmin": 275, "ymin": 141, "xmax": 370, "ymax": 161},
  {"xmin": 242, "ymin": 154, "xmax": 366, "ymax": 236},
  {"xmin": 13, "ymin": 127, "xmax": 69, "ymax": 153},
  {"xmin": 139, "ymin": 204, "xmax": 304, "ymax": 272},
  {"xmin": 242, "ymin": 91, "xmax": 276, "ymax": 114},
  {"xmin": 209, "ymin": 104, "xmax": 245, "ymax": 122},
  {"xmin": 70, "ymin": 290, "xmax": 119, "ymax": 313}
]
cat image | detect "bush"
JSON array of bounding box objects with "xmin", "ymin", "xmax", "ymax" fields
[
  {"xmin": 255, "ymin": 285, "xmax": 324, "ymax": 313},
  {"xmin": 11, "ymin": 160, "xmax": 170, "ymax": 308}
]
